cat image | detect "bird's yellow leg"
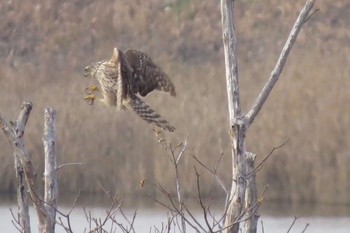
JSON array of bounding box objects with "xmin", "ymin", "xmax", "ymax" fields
[
  {"xmin": 85, "ymin": 85, "xmax": 99, "ymax": 95},
  {"xmin": 84, "ymin": 94, "xmax": 110, "ymax": 107},
  {"xmin": 84, "ymin": 94, "xmax": 96, "ymax": 105}
]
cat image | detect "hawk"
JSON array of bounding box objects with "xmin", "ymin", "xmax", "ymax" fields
[{"xmin": 83, "ymin": 48, "xmax": 176, "ymax": 132}]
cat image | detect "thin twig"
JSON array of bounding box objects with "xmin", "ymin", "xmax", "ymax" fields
[
  {"xmin": 194, "ymin": 167, "xmax": 214, "ymax": 233},
  {"xmin": 56, "ymin": 162, "xmax": 83, "ymax": 171},
  {"xmin": 214, "ymin": 149, "xmax": 225, "ymax": 174},
  {"xmin": 192, "ymin": 155, "xmax": 228, "ymax": 194},
  {"xmin": 119, "ymin": 208, "xmax": 137, "ymax": 233},
  {"xmin": 9, "ymin": 209, "xmax": 22, "ymax": 233},
  {"xmin": 252, "ymin": 139, "xmax": 289, "ymax": 175},
  {"xmin": 154, "ymin": 183, "xmax": 203, "ymax": 232},
  {"xmin": 208, "ymin": 208, "xmax": 224, "ymax": 231},
  {"xmin": 68, "ymin": 190, "xmax": 81, "ymax": 215},
  {"xmin": 56, "ymin": 216, "xmax": 72, "ymax": 233},
  {"xmin": 301, "ymin": 223, "xmax": 310, "ymax": 233},
  {"xmin": 287, "ymin": 216, "xmax": 299, "ymax": 233},
  {"xmin": 170, "ymin": 139, "xmax": 188, "ymax": 233},
  {"xmin": 304, "ymin": 8, "xmax": 319, "ymax": 23},
  {"xmin": 182, "ymin": 205, "xmax": 206, "ymax": 233}
]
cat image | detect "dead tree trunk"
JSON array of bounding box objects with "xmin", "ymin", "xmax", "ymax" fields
[
  {"xmin": 13, "ymin": 109, "xmax": 32, "ymax": 233},
  {"xmin": 243, "ymin": 152, "xmax": 258, "ymax": 233},
  {"xmin": 0, "ymin": 103, "xmax": 58, "ymax": 233},
  {"xmin": 220, "ymin": 1, "xmax": 246, "ymax": 232},
  {"xmin": 14, "ymin": 154, "xmax": 31, "ymax": 233},
  {"xmin": 220, "ymin": 1, "xmax": 316, "ymax": 233},
  {"xmin": 43, "ymin": 108, "xmax": 58, "ymax": 233}
]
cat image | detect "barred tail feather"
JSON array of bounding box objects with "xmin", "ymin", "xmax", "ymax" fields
[{"xmin": 129, "ymin": 95, "xmax": 175, "ymax": 132}]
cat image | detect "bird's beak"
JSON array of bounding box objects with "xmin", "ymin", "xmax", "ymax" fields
[{"xmin": 83, "ymin": 66, "xmax": 90, "ymax": 77}]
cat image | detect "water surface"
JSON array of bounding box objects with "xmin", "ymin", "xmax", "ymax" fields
[{"xmin": 1, "ymin": 200, "xmax": 349, "ymax": 233}]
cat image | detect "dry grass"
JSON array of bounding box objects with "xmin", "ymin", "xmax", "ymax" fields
[{"xmin": 0, "ymin": 0, "xmax": 349, "ymax": 204}]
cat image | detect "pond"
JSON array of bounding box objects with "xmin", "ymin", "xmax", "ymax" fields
[{"xmin": 1, "ymin": 199, "xmax": 350, "ymax": 233}]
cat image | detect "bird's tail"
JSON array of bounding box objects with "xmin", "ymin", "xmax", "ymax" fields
[{"xmin": 128, "ymin": 95, "xmax": 175, "ymax": 132}]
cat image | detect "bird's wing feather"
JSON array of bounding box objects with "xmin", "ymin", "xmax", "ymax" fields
[{"xmin": 124, "ymin": 49, "xmax": 176, "ymax": 97}]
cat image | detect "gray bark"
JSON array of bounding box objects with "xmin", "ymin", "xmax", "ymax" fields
[
  {"xmin": 43, "ymin": 108, "xmax": 58, "ymax": 233},
  {"xmin": 14, "ymin": 109, "xmax": 32, "ymax": 233},
  {"xmin": 243, "ymin": 152, "xmax": 258, "ymax": 233},
  {"xmin": 14, "ymin": 155, "xmax": 31, "ymax": 233}
]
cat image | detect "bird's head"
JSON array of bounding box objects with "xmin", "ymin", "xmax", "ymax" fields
[
  {"xmin": 83, "ymin": 61, "xmax": 103, "ymax": 78},
  {"xmin": 83, "ymin": 65, "xmax": 92, "ymax": 78}
]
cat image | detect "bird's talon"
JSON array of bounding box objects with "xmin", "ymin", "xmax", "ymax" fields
[
  {"xmin": 85, "ymin": 86, "xmax": 99, "ymax": 95},
  {"xmin": 84, "ymin": 95, "xmax": 96, "ymax": 105}
]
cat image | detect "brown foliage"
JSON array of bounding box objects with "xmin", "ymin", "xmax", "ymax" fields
[{"xmin": 0, "ymin": 0, "xmax": 349, "ymax": 204}]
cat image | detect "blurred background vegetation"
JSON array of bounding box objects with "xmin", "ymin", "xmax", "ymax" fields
[{"xmin": 0, "ymin": 0, "xmax": 349, "ymax": 205}]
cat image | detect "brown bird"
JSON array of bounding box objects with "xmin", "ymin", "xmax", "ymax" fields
[{"xmin": 84, "ymin": 48, "xmax": 176, "ymax": 132}]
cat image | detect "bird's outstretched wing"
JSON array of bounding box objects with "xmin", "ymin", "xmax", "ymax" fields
[
  {"xmin": 124, "ymin": 49, "xmax": 176, "ymax": 97},
  {"xmin": 128, "ymin": 94, "xmax": 175, "ymax": 132}
]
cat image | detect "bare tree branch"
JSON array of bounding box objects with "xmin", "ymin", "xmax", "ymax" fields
[
  {"xmin": 287, "ymin": 216, "xmax": 299, "ymax": 233},
  {"xmin": 192, "ymin": 155, "xmax": 228, "ymax": 195},
  {"xmin": 118, "ymin": 208, "xmax": 137, "ymax": 233},
  {"xmin": 245, "ymin": 0, "xmax": 316, "ymax": 126},
  {"xmin": 192, "ymin": 152, "xmax": 231, "ymax": 224},
  {"xmin": 156, "ymin": 136, "xmax": 189, "ymax": 233},
  {"xmin": 182, "ymin": 205, "xmax": 207, "ymax": 233},
  {"xmin": 194, "ymin": 167, "xmax": 214, "ymax": 233},
  {"xmin": 56, "ymin": 162, "xmax": 83, "ymax": 171},
  {"xmin": 250, "ymin": 139, "xmax": 289, "ymax": 176},
  {"xmin": 10, "ymin": 208, "xmax": 22, "ymax": 233},
  {"xmin": 221, "ymin": 0, "xmax": 241, "ymax": 123},
  {"xmin": 154, "ymin": 183, "xmax": 203, "ymax": 233},
  {"xmin": 301, "ymin": 223, "xmax": 310, "ymax": 233},
  {"xmin": 304, "ymin": 8, "xmax": 319, "ymax": 23}
]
